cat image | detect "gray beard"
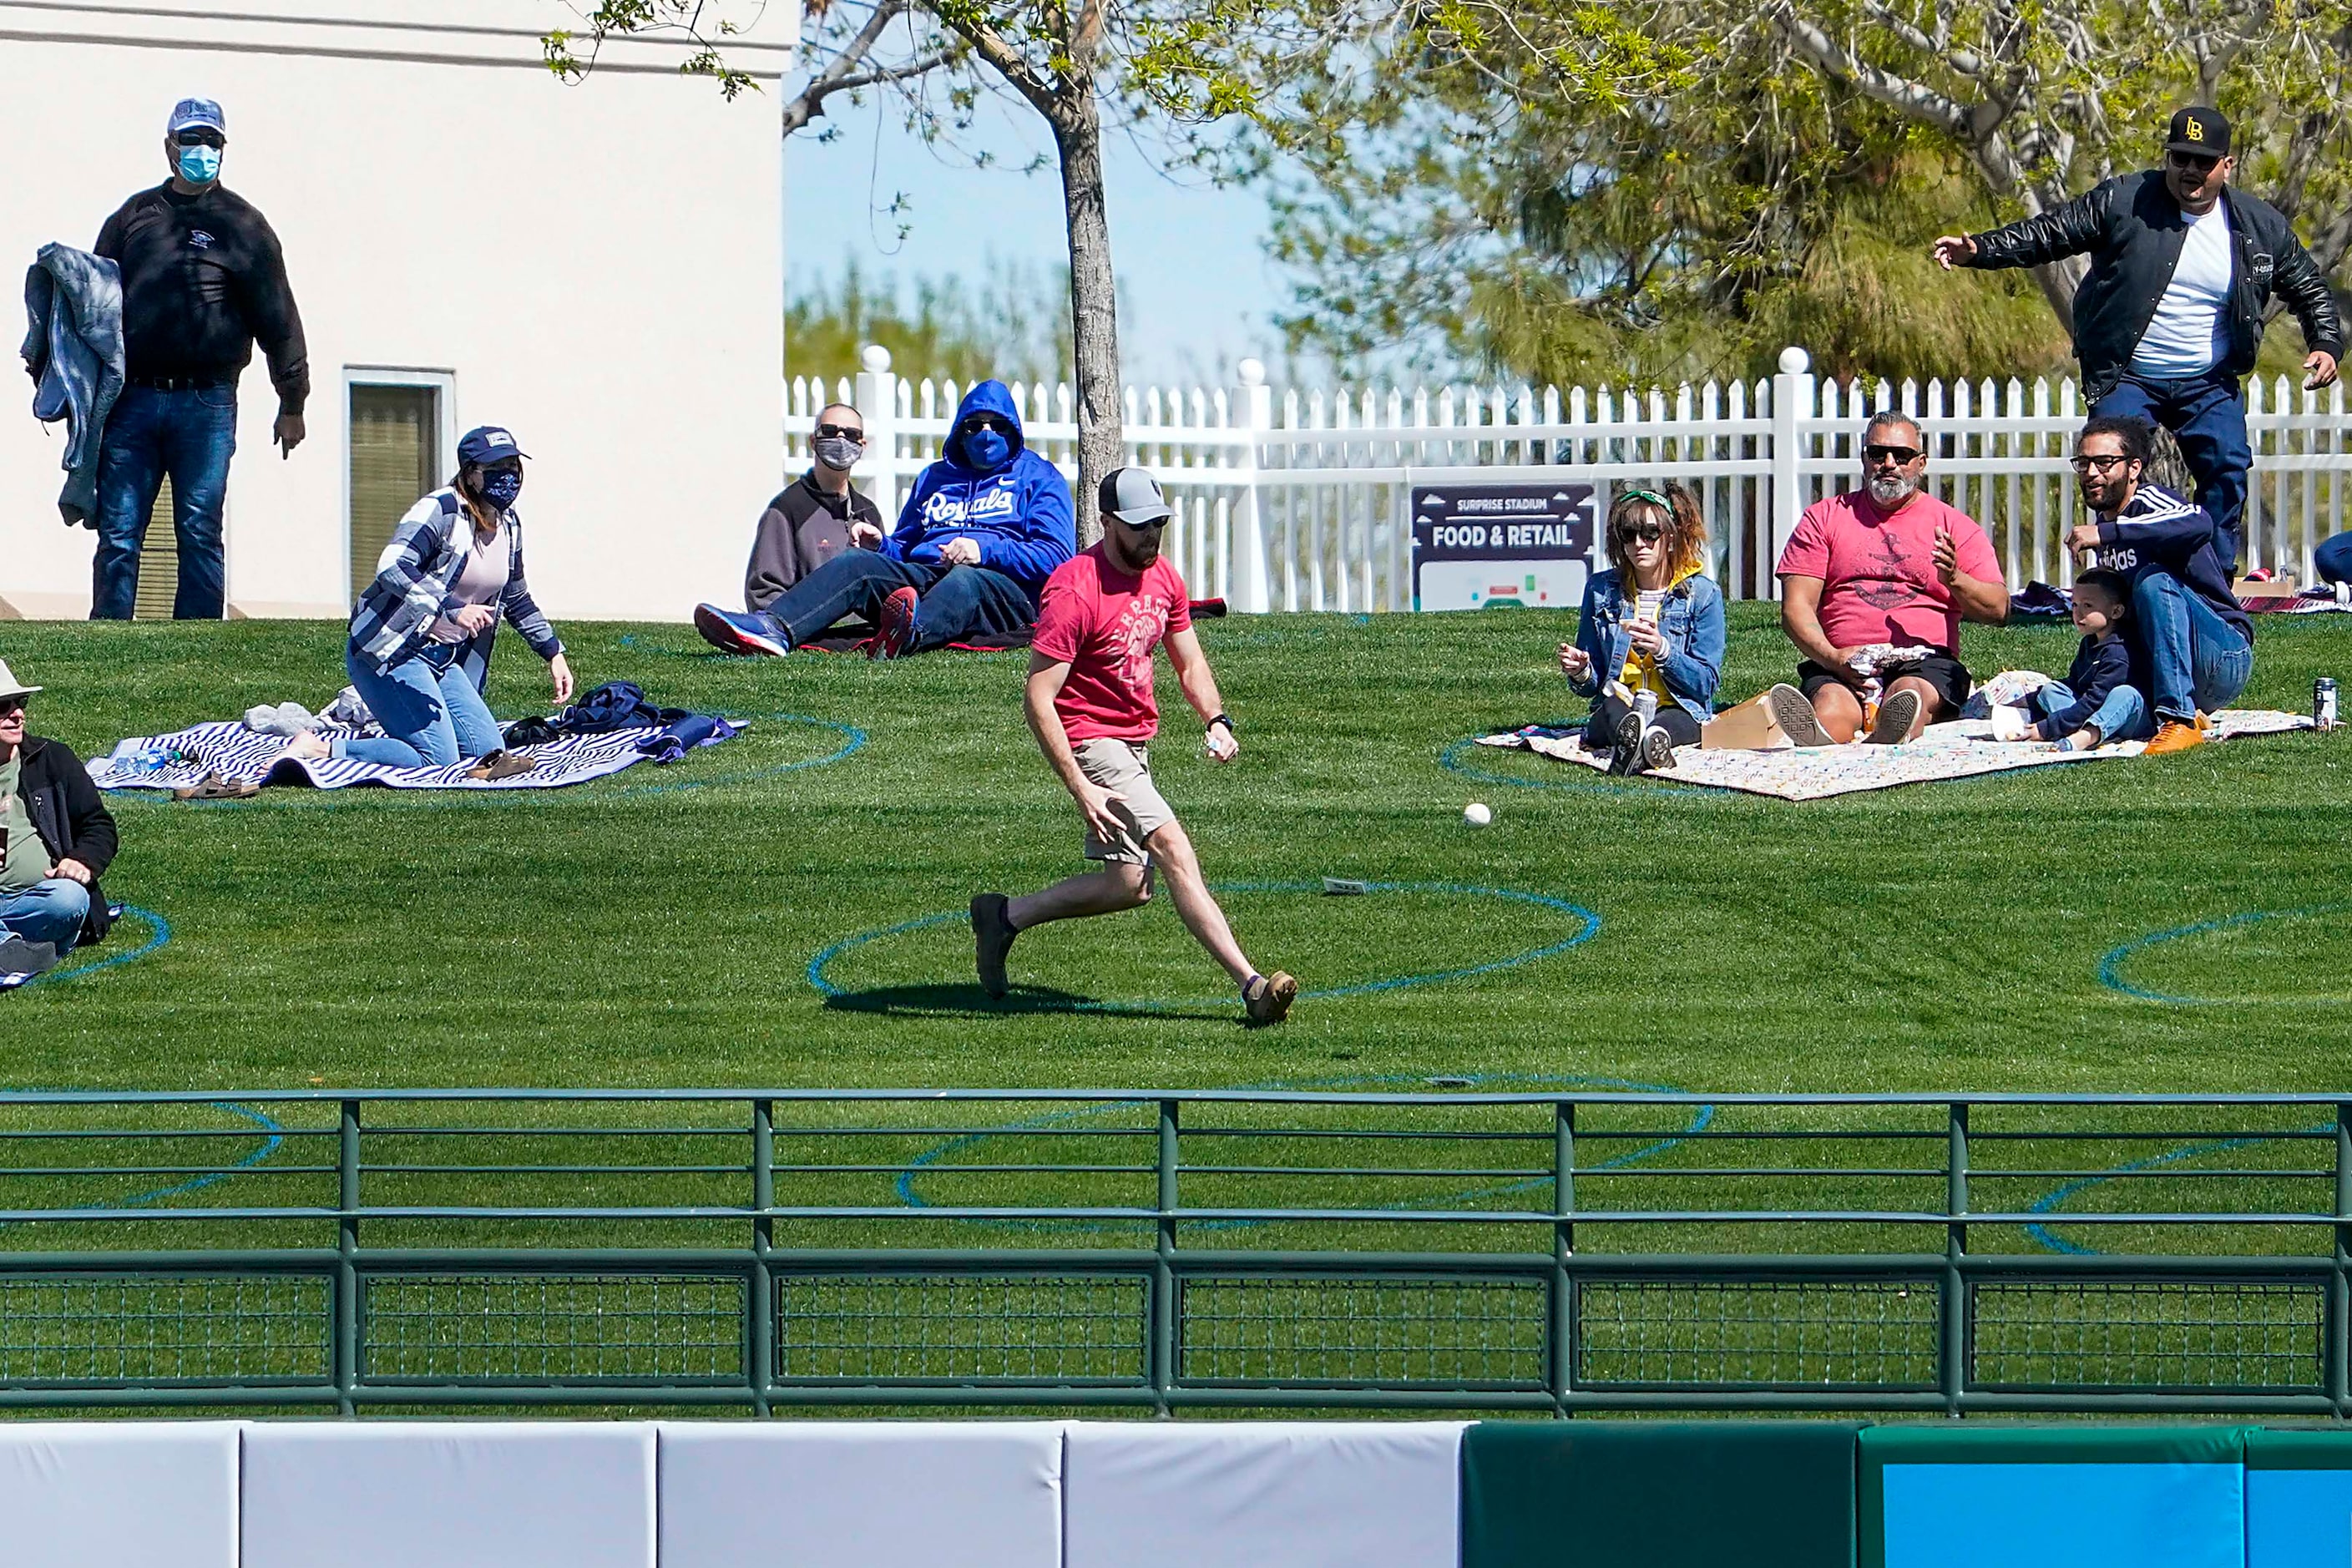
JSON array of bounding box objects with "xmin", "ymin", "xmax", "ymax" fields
[{"xmin": 1868, "ymin": 474, "xmax": 1919, "ymax": 507}]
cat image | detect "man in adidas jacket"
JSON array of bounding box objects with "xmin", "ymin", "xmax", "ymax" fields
[
  {"xmin": 695, "ymin": 380, "xmax": 1075, "ymax": 657},
  {"xmin": 2066, "ymin": 415, "xmax": 2251, "ymax": 756}
]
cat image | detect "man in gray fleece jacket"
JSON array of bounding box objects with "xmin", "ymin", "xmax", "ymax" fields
[{"xmin": 744, "ymin": 402, "xmax": 884, "ymax": 612}]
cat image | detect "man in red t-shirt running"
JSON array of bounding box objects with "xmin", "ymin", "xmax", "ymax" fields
[
  {"xmin": 1771, "ymin": 412, "xmax": 2010, "ymax": 743},
  {"xmin": 970, "ymin": 468, "xmax": 1297, "ymax": 1024}
]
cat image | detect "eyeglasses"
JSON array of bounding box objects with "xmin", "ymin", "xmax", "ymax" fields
[
  {"xmin": 964, "ymin": 416, "xmax": 1015, "ymax": 435},
  {"xmin": 173, "ymin": 129, "xmax": 225, "ymax": 149},
  {"xmin": 2070, "ymin": 453, "xmax": 2135, "ymax": 473},
  {"xmin": 815, "ymin": 423, "xmax": 865, "ymax": 442},
  {"xmin": 2167, "ymin": 150, "xmax": 2221, "ymax": 174},
  {"xmin": 1612, "ymin": 524, "xmax": 1669, "ymax": 544},
  {"xmin": 1864, "ymin": 444, "xmax": 1924, "ymax": 464}
]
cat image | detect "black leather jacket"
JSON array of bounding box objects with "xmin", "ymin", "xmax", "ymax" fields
[
  {"xmin": 14, "ymin": 735, "xmax": 118, "ymax": 946},
  {"xmin": 1966, "ymin": 170, "xmax": 2344, "ymax": 402}
]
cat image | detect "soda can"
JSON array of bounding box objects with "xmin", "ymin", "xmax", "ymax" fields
[{"xmin": 2318, "ymin": 677, "xmax": 2339, "ymax": 732}]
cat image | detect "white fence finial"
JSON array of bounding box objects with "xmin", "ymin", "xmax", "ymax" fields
[
  {"xmin": 860, "ymin": 343, "xmax": 893, "ymax": 374},
  {"xmin": 1777, "ymin": 346, "xmax": 1811, "ymax": 376},
  {"xmin": 1237, "ymin": 357, "xmax": 1267, "ymax": 388}
]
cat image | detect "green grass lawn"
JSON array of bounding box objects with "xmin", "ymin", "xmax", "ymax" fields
[{"xmin": 5, "ymin": 605, "xmax": 2349, "ymax": 1098}]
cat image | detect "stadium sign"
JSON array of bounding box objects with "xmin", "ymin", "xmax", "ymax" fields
[{"xmin": 1409, "ymin": 482, "xmax": 1597, "ymax": 610}]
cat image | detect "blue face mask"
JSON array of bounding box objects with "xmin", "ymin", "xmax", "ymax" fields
[
  {"xmin": 176, "ymin": 144, "xmax": 221, "ymax": 185},
  {"xmin": 478, "ymin": 469, "xmax": 524, "ymax": 510},
  {"xmin": 962, "ymin": 427, "xmax": 1012, "ymax": 470}
]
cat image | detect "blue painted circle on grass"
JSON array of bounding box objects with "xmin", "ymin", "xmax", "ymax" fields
[
  {"xmin": 894, "ymin": 1070, "xmax": 1715, "ymax": 1232},
  {"xmin": 1439, "ymin": 734, "xmax": 1727, "ymax": 799},
  {"xmin": 805, "ymin": 880, "xmax": 1602, "ymax": 1009},
  {"xmin": 2097, "ymin": 904, "xmax": 2352, "ymax": 1006},
  {"xmin": 23, "ymin": 904, "xmax": 171, "ymax": 990}
]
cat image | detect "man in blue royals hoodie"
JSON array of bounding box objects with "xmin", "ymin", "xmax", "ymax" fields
[
  {"xmin": 695, "ymin": 381, "xmax": 1075, "ymax": 658},
  {"xmin": 2065, "ymin": 412, "xmax": 2252, "ymax": 755}
]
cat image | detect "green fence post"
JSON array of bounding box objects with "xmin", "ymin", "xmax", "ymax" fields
[
  {"xmin": 2333, "ymin": 1105, "xmax": 2350, "ymax": 1419},
  {"xmin": 1552, "ymin": 1100, "xmax": 1576, "ymax": 1418},
  {"xmin": 1941, "ymin": 1100, "xmax": 1969, "ymax": 1419},
  {"xmin": 1154, "ymin": 1099, "xmax": 1179, "ymax": 1418},
  {"xmin": 751, "ymin": 1097, "xmax": 775, "ymax": 1419},
  {"xmin": 336, "ymin": 1098, "xmax": 361, "ymax": 1418}
]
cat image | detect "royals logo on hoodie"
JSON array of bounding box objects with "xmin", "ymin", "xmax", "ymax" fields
[{"xmin": 882, "ymin": 380, "xmax": 1076, "ymax": 593}]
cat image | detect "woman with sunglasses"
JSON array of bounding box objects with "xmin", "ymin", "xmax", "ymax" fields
[
  {"xmin": 1558, "ymin": 484, "xmax": 1724, "ymax": 774},
  {"xmin": 289, "ymin": 425, "xmax": 574, "ymax": 775}
]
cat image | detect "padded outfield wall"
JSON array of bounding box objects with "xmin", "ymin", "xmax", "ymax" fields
[{"xmin": 6, "ymin": 1419, "xmax": 2352, "ymax": 1565}]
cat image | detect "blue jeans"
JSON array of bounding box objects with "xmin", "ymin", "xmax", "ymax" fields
[
  {"xmin": 2093, "ymin": 370, "xmax": 2250, "ymax": 572},
  {"xmin": 2033, "ymin": 680, "xmax": 2152, "ymax": 745},
  {"xmin": 0, "ymin": 879, "xmax": 91, "ymax": 953},
  {"xmin": 2316, "ymin": 532, "xmax": 2352, "ymax": 585},
  {"xmin": 91, "ymin": 382, "xmax": 240, "ymax": 620},
  {"xmin": 2132, "ymin": 570, "xmax": 2253, "ymax": 721},
  {"xmin": 759, "ymin": 553, "xmax": 1037, "ymax": 651},
  {"xmin": 341, "ymin": 642, "xmax": 503, "ymax": 769}
]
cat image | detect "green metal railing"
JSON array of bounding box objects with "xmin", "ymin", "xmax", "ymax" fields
[{"xmin": 0, "ymin": 1089, "xmax": 2344, "ymax": 1416}]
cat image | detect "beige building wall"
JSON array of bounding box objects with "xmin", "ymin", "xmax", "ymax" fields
[{"xmin": 1, "ymin": 0, "xmax": 790, "ymax": 621}]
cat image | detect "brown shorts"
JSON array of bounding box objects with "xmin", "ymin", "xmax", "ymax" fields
[{"xmin": 1075, "ymin": 737, "xmax": 1177, "ymax": 865}]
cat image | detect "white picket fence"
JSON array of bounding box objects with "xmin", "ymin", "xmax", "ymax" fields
[{"xmin": 792, "ymin": 345, "xmax": 2352, "ymax": 611}]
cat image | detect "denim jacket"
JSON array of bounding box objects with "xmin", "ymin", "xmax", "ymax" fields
[
  {"xmin": 1565, "ymin": 567, "xmax": 1727, "ymax": 725},
  {"xmin": 21, "ymin": 244, "xmax": 124, "ymax": 528}
]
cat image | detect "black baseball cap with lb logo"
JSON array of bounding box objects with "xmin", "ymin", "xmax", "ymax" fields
[{"xmin": 2167, "ymin": 107, "xmax": 2231, "ymax": 157}]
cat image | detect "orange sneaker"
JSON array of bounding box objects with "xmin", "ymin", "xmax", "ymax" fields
[{"xmin": 2144, "ymin": 719, "xmax": 2208, "ymax": 756}]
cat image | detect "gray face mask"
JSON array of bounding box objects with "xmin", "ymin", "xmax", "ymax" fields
[{"xmin": 813, "ymin": 435, "xmax": 864, "ymax": 472}]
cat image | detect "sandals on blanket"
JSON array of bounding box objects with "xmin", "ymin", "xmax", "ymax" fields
[
  {"xmin": 172, "ymin": 771, "xmax": 259, "ymax": 802},
  {"xmin": 465, "ymin": 750, "xmax": 539, "ymax": 782}
]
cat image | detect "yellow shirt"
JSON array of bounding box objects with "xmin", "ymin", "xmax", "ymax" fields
[{"xmin": 1616, "ymin": 564, "xmax": 1701, "ymax": 702}]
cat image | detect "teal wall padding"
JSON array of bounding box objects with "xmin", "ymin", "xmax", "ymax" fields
[
  {"xmin": 1860, "ymin": 1426, "xmax": 2248, "ymax": 1568},
  {"xmin": 1459, "ymin": 1421, "xmax": 1861, "ymax": 1568}
]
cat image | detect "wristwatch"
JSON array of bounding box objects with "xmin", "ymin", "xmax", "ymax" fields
[{"xmin": 1209, "ymin": 713, "xmax": 1235, "ymax": 731}]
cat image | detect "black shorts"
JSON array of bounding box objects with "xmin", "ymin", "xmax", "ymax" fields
[{"xmin": 1797, "ymin": 653, "xmax": 1973, "ymax": 718}]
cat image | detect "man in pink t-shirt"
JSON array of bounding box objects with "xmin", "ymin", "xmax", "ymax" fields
[
  {"xmin": 969, "ymin": 468, "xmax": 1297, "ymax": 1024},
  {"xmin": 1771, "ymin": 412, "xmax": 2011, "ymax": 742}
]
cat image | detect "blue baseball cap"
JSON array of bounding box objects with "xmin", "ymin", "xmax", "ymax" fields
[
  {"xmin": 457, "ymin": 426, "xmax": 529, "ymax": 467},
  {"xmin": 168, "ymin": 98, "xmax": 226, "ymax": 137}
]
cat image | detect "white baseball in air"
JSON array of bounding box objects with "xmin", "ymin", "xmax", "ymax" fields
[{"xmin": 1463, "ymin": 802, "xmax": 1493, "ymax": 827}]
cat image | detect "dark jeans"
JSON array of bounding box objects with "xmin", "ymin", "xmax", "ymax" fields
[
  {"xmin": 2316, "ymin": 531, "xmax": 2352, "ymax": 585},
  {"xmin": 1586, "ymin": 691, "xmax": 1702, "ymax": 751},
  {"xmin": 761, "ymin": 552, "xmax": 1037, "ymax": 651},
  {"xmin": 91, "ymin": 382, "xmax": 240, "ymax": 620},
  {"xmin": 2093, "ymin": 370, "xmax": 2250, "ymax": 573},
  {"xmin": 2133, "ymin": 569, "xmax": 2253, "ymax": 721}
]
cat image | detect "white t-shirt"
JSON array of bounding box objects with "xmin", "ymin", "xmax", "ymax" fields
[
  {"xmin": 429, "ymin": 524, "xmax": 513, "ymax": 643},
  {"xmin": 2132, "ymin": 197, "xmax": 2234, "ymax": 377}
]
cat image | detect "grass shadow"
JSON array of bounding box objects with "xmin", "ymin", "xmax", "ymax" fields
[{"xmin": 819, "ymin": 981, "xmax": 1237, "ymax": 1024}]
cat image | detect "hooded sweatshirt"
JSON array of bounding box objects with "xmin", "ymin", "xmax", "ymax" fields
[{"xmin": 883, "ymin": 380, "xmax": 1075, "ymax": 592}]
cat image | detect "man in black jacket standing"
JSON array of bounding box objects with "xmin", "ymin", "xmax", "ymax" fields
[
  {"xmin": 1934, "ymin": 107, "xmax": 2342, "ymax": 574},
  {"xmin": 0, "ymin": 662, "xmax": 118, "ymax": 959},
  {"xmin": 91, "ymin": 96, "xmax": 308, "ymax": 620}
]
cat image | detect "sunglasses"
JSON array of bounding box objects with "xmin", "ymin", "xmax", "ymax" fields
[
  {"xmin": 1612, "ymin": 523, "xmax": 1669, "ymax": 544},
  {"xmin": 964, "ymin": 416, "xmax": 1015, "ymax": 435},
  {"xmin": 173, "ymin": 129, "xmax": 225, "ymax": 149},
  {"xmin": 2070, "ymin": 453, "xmax": 2134, "ymax": 473},
  {"xmin": 2167, "ymin": 150, "xmax": 2221, "ymax": 174},
  {"xmin": 815, "ymin": 423, "xmax": 865, "ymax": 442},
  {"xmin": 1864, "ymin": 443, "xmax": 1924, "ymax": 464},
  {"xmin": 0, "ymin": 700, "xmax": 26, "ymax": 718}
]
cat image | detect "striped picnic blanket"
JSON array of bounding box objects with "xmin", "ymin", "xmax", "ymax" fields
[{"xmin": 90, "ymin": 720, "xmax": 677, "ymax": 792}]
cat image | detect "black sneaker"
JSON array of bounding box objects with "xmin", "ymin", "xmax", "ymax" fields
[
  {"xmin": 1610, "ymin": 710, "xmax": 1644, "ymax": 774},
  {"xmin": 971, "ymin": 893, "xmax": 1018, "ymax": 998}
]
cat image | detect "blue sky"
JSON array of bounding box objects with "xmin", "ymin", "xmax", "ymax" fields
[{"xmin": 784, "ymin": 94, "xmax": 1289, "ymax": 387}]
